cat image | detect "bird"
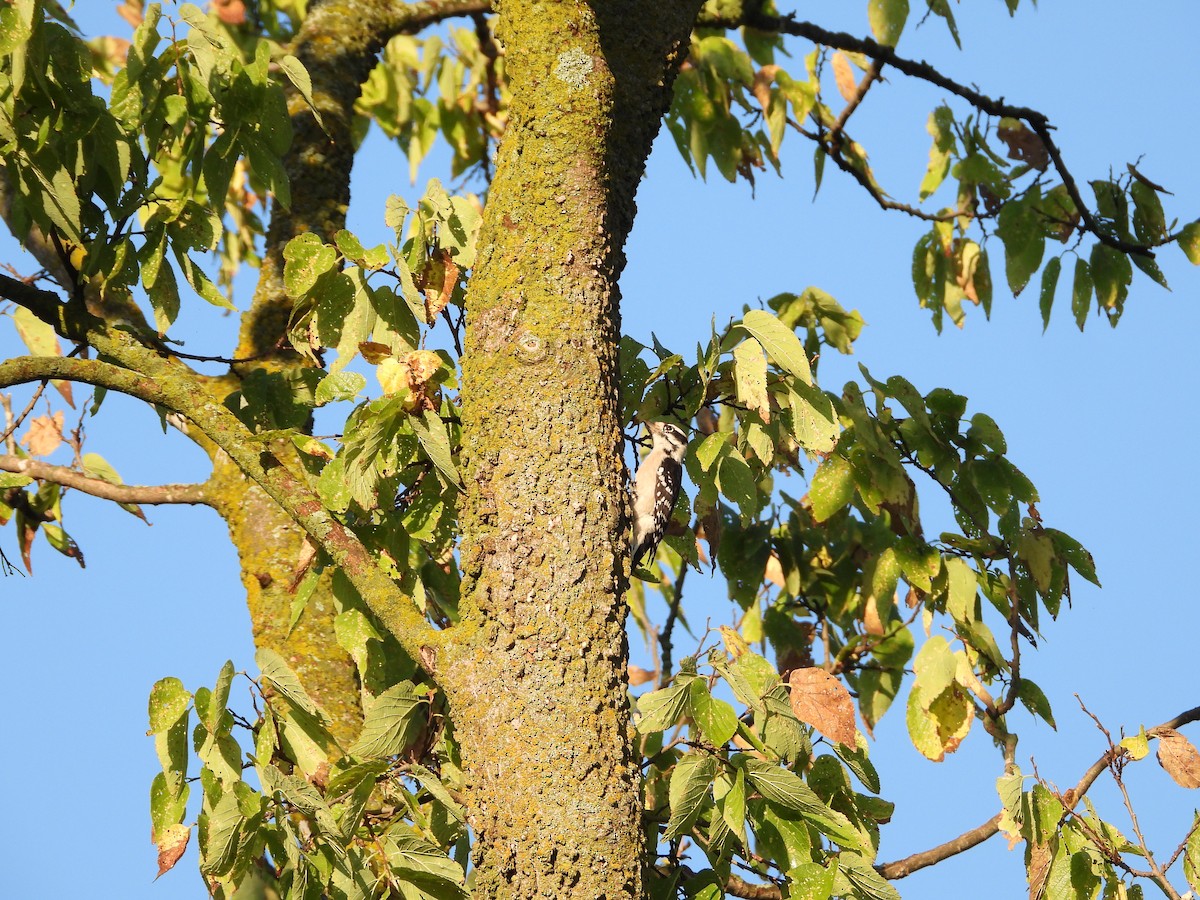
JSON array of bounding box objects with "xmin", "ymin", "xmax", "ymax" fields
[{"xmin": 630, "ymin": 421, "xmax": 688, "ymax": 570}]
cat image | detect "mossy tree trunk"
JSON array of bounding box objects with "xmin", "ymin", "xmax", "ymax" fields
[{"xmin": 440, "ymin": 3, "xmax": 703, "ymax": 896}]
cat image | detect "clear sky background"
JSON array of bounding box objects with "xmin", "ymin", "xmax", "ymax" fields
[{"xmin": 1, "ymin": 2, "xmax": 1198, "ymax": 898}]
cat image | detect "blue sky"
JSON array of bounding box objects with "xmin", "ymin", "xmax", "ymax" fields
[{"xmin": 2, "ymin": 2, "xmax": 1198, "ymax": 897}]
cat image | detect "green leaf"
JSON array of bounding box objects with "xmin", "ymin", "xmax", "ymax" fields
[
  {"xmin": 1017, "ymin": 679, "xmax": 1056, "ymax": 729},
  {"xmin": 0, "ymin": 472, "xmax": 33, "ymax": 489},
  {"xmin": 200, "ymin": 789, "xmax": 242, "ymax": 876},
  {"xmin": 687, "ymin": 677, "xmax": 739, "ymax": 746},
  {"xmin": 383, "ymin": 831, "xmax": 468, "ymax": 897},
  {"xmin": 740, "ymin": 757, "xmax": 865, "ymax": 851},
  {"xmin": 150, "ymin": 773, "xmax": 190, "ymax": 840},
  {"xmin": 276, "ymin": 54, "xmax": 322, "ymax": 127},
  {"xmin": 314, "ymin": 371, "xmax": 365, "ymax": 405},
  {"xmin": 996, "ymin": 187, "xmax": 1045, "ymax": 296},
  {"xmin": 733, "ymin": 337, "xmax": 770, "ymax": 422},
  {"xmin": 12, "ymin": 306, "xmax": 59, "ymax": 357},
  {"xmin": 1038, "ymin": 256, "xmax": 1060, "ymax": 331},
  {"xmin": 636, "ymin": 681, "xmax": 690, "ymax": 733},
  {"xmin": 410, "ymin": 763, "xmax": 467, "ymax": 824},
  {"xmin": 1090, "ymin": 243, "xmax": 1132, "ymax": 320},
  {"xmin": 1119, "ymin": 725, "xmax": 1149, "ymax": 760},
  {"xmin": 256, "ymin": 648, "xmax": 323, "ymax": 719},
  {"xmin": 665, "ymin": 753, "xmax": 718, "ymax": 840},
  {"xmin": 283, "ymin": 233, "xmax": 338, "ymax": 299},
  {"xmin": 1131, "ymin": 181, "xmax": 1166, "ymax": 244},
  {"xmin": 868, "ymin": 0, "xmax": 909, "ymax": 46},
  {"xmin": 840, "ymin": 853, "xmax": 901, "ymax": 900},
  {"xmin": 1071, "ymin": 258, "xmax": 1093, "ymax": 331},
  {"xmin": 350, "ymin": 681, "xmax": 427, "ymax": 759},
  {"xmin": 149, "ymin": 677, "xmax": 192, "ymax": 733},
  {"xmin": 788, "ymin": 860, "xmax": 837, "ymax": 900},
  {"xmin": 259, "ymin": 765, "xmax": 343, "ymax": 849},
  {"xmin": 809, "ymin": 453, "xmax": 854, "ymax": 521},
  {"xmin": 717, "ymin": 447, "xmax": 759, "ymax": 522},
  {"xmin": 411, "ymin": 409, "xmax": 460, "ymax": 487},
  {"xmin": 787, "ymin": 380, "xmax": 840, "ymax": 454},
  {"xmin": 1179, "ymin": 221, "xmax": 1200, "ymax": 264},
  {"xmin": 944, "ymin": 557, "xmax": 978, "ymax": 625},
  {"xmin": 739, "ymin": 309, "xmax": 812, "ymax": 384},
  {"xmin": 1184, "ymin": 813, "xmax": 1200, "ymax": 894},
  {"xmin": 918, "ymin": 106, "xmax": 955, "ymax": 201},
  {"xmin": 912, "ymin": 636, "xmax": 956, "ymax": 705}
]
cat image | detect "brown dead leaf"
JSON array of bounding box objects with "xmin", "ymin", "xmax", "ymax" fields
[
  {"xmin": 1027, "ymin": 840, "xmax": 1051, "ymax": 900},
  {"xmin": 695, "ymin": 406, "xmax": 718, "ymax": 437},
  {"xmin": 211, "ymin": 0, "xmax": 247, "ymax": 25},
  {"xmin": 22, "ymin": 412, "xmax": 64, "ymax": 456},
  {"xmin": 788, "ymin": 667, "xmax": 857, "ymax": 746},
  {"xmin": 628, "ymin": 665, "xmax": 656, "ymax": 687},
  {"xmin": 997, "ymin": 118, "xmax": 1049, "ymax": 172},
  {"xmin": 421, "ymin": 250, "xmax": 459, "ymax": 324},
  {"xmin": 695, "ymin": 505, "xmax": 721, "ymax": 567},
  {"xmin": 309, "ymin": 761, "xmax": 331, "ymax": 792},
  {"xmin": 1156, "ymin": 728, "xmax": 1200, "ymax": 788},
  {"xmin": 18, "ymin": 515, "xmax": 36, "ymax": 574},
  {"xmin": 289, "ymin": 538, "xmax": 318, "ymax": 593},
  {"xmin": 764, "ymin": 552, "xmax": 785, "ymax": 588},
  {"xmin": 378, "ymin": 350, "xmax": 444, "ymax": 411},
  {"xmin": 117, "ymin": 0, "xmax": 145, "ymax": 28},
  {"xmin": 831, "ymin": 52, "xmax": 857, "ymax": 103},
  {"xmin": 155, "ymin": 823, "xmax": 190, "ymax": 878},
  {"xmin": 863, "ymin": 593, "xmax": 886, "ymax": 636},
  {"xmin": 751, "ymin": 64, "xmax": 779, "ymax": 113}
]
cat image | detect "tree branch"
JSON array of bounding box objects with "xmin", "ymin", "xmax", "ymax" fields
[
  {"xmin": 710, "ymin": 11, "xmax": 1167, "ymax": 257},
  {"xmin": 876, "ymin": 813, "xmax": 1002, "ymax": 880},
  {"xmin": 875, "ymin": 703, "xmax": 1200, "ymax": 883},
  {"xmin": 0, "ymin": 455, "xmax": 212, "ymax": 506},
  {"xmin": 0, "ymin": 354, "xmax": 170, "ymax": 406},
  {"xmin": 0, "ymin": 323, "xmax": 445, "ymax": 676}
]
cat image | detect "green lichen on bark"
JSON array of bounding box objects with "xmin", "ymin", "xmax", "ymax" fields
[{"xmin": 445, "ymin": 2, "xmax": 705, "ymax": 896}]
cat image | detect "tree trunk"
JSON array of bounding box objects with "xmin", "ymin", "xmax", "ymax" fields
[{"xmin": 444, "ymin": 3, "xmax": 702, "ymax": 896}]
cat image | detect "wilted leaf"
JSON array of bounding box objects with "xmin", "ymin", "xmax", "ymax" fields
[
  {"xmin": 628, "ymin": 666, "xmax": 656, "ymax": 687},
  {"xmin": 831, "ymin": 52, "xmax": 856, "ymax": 102},
  {"xmin": 155, "ymin": 823, "xmax": 190, "ymax": 878},
  {"xmin": 1157, "ymin": 729, "xmax": 1200, "ymax": 788},
  {"xmin": 22, "ymin": 412, "xmax": 64, "ymax": 456},
  {"xmin": 787, "ymin": 667, "xmax": 857, "ymax": 746},
  {"xmin": 1027, "ymin": 840, "xmax": 1052, "ymax": 900},
  {"xmin": 997, "ymin": 118, "xmax": 1048, "ymax": 171}
]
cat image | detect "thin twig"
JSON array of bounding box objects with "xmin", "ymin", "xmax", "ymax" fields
[
  {"xmin": 658, "ymin": 563, "xmax": 688, "ymax": 688},
  {"xmin": 717, "ymin": 12, "xmax": 1170, "ymax": 257},
  {"xmin": 827, "ymin": 59, "xmax": 883, "ymax": 150}
]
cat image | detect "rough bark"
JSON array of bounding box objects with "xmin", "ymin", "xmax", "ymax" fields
[{"xmin": 442, "ymin": 3, "xmax": 703, "ymax": 897}]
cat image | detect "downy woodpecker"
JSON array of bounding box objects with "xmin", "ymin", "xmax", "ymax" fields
[{"xmin": 631, "ymin": 421, "xmax": 688, "ymax": 569}]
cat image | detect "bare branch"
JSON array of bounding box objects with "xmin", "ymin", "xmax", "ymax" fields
[
  {"xmin": 875, "ymin": 703, "xmax": 1200, "ymax": 882},
  {"xmin": 0, "ymin": 455, "xmax": 211, "ymax": 507},
  {"xmin": 877, "ymin": 813, "xmax": 1003, "ymax": 880}
]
